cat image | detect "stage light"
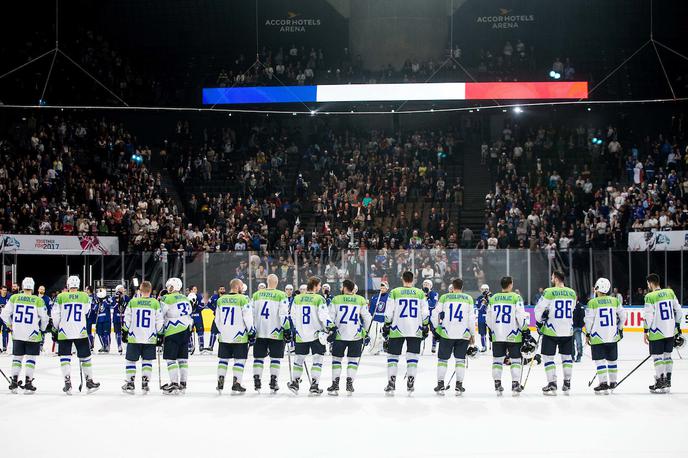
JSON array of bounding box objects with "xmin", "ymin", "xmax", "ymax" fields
[{"xmin": 513, "ymin": 106, "xmax": 523, "ymax": 114}]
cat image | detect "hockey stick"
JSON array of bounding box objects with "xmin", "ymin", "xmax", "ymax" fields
[
  {"xmin": 522, "ymin": 332, "xmax": 542, "ymax": 390},
  {"xmin": 78, "ymin": 360, "xmax": 84, "ymax": 392},
  {"xmin": 613, "ymin": 354, "xmax": 651, "ymax": 390},
  {"xmin": 0, "ymin": 366, "xmax": 10, "ymax": 384},
  {"xmin": 286, "ymin": 341, "xmax": 293, "ymax": 382},
  {"xmin": 157, "ymin": 348, "xmax": 162, "ymax": 389},
  {"xmin": 587, "ymin": 373, "xmax": 597, "ymax": 387}
]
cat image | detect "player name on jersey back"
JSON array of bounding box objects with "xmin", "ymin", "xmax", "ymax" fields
[{"xmin": 215, "ymin": 293, "xmax": 254, "ymax": 343}]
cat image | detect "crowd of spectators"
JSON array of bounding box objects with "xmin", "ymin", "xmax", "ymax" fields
[{"xmin": 481, "ymin": 116, "xmax": 688, "ymax": 253}]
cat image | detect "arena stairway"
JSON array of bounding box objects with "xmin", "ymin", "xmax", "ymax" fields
[{"xmin": 458, "ymin": 142, "xmax": 491, "ymax": 239}]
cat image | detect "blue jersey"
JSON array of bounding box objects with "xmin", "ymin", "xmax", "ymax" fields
[
  {"xmin": 191, "ymin": 293, "xmax": 205, "ymax": 317},
  {"xmin": 426, "ymin": 290, "xmax": 439, "ymax": 312},
  {"xmin": 474, "ymin": 294, "xmax": 490, "ymax": 324},
  {"xmin": 111, "ymin": 294, "xmax": 130, "ymax": 323},
  {"xmin": 207, "ymin": 294, "xmax": 221, "ymax": 312},
  {"xmin": 369, "ymin": 292, "xmax": 389, "ymax": 323},
  {"xmin": 95, "ymin": 298, "xmax": 112, "ymax": 323}
]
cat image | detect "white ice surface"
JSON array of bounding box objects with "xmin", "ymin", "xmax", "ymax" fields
[{"xmin": 2, "ymin": 332, "xmax": 685, "ymax": 458}]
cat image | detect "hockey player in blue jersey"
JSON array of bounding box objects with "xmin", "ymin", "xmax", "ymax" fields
[
  {"xmin": 423, "ymin": 280, "xmax": 439, "ymax": 353},
  {"xmin": 285, "ymin": 284, "xmax": 295, "ymax": 306},
  {"xmin": 206, "ymin": 285, "xmax": 225, "ymax": 352},
  {"xmin": 368, "ymin": 281, "xmax": 389, "ymax": 354},
  {"xmin": 0, "ymin": 285, "xmax": 11, "ymax": 353},
  {"xmin": 85, "ymin": 288, "xmax": 98, "ymax": 350},
  {"xmin": 187, "ymin": 286, "xmax": 205, "ymax": 354},
  {"xmin": 95, "ymin": 288, "xmax": 112, "ymax": 352},
  {"xmin": 475, "ymin": 284, "xmax": 490, "ymax": 352},
  {"xmin": 112, "ymin": 285, "xmax": 130, "ymax": 355}
]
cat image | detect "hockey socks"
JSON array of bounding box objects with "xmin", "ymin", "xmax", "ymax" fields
[
  {"xmin": 125, "ymin": 361, "xmax": 137, "ymax": 381},
  {"xmin": 80, "ymin": 357, "xmax": 93, "ymax": 378},
  {"xmin": 387, "ymin": 356, "xmax": 399, "ymax": 379},
  {"xmin": 312, "ymin": 354, "xmax": 323, "ymax": 382},
  {"xmin": 179, "ymin": 359, "xmax": 189, "ymax": 383},
  {"xmin": 492, "ymin": 357, "xmax": 503, "ymax": 380},
  {"xmin": 406, "ymin": 353, "xmax": 419, "ymax": 377},
  {"xmin": 166, "ymin": 360, "xmax": 180, "ymax": 384},
  {"xmin": 455, "ymin": 359, "xmax": 466, "ymax": 382},
  {"xmin": 543, "ymin": 355, "xmax": 557, "ymax": 383},
  {"xmin": 218, "ymin": 359, "xmax": 229, "ymax": 378},
  {"xmin": 332, "ymin": 358, "xmax": 343, "ymax": 380},
  {"xmin": 233, "ymin": 359, "xmax": 246, "ymax": 383},
  {"xmin": 437, "ymin": 359, "xmax": 448, "ymax": 381}
]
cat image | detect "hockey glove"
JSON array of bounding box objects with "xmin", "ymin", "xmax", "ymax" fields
[
  {"xmin": 618, "ymin": 329, "xmax": 624, "ymax": 340},
  {"xmin": 522, "ymin": 328, "xmax": 532, "ymax": 341},
  {"xmin": 422, "ymin": 324, "xmax": 429, "ymax": 338},
  {"xmin": 327, "ymin": 327, "xmax": 337, "ymax": 343},
  {"xmin": 282, "ymin": 327, "xmax": 293, "ymax": 343},
  {"xmin": 363, "ymin": 334, "xmax": 371, "ymax": 346},
  {"xmin": 382, "ymin": 323, "xmax": 391, "ymax": 338},
  {"xmin": 156, "ymin": 334, "xmax": 164, "ymax": 347},
  {"xmin": 121, "ymin": 330, "xmax": 129, "ymax": 343},
  {"xmin": 248, "ymin": 328, "xmax": 257, "ymax": 346}
]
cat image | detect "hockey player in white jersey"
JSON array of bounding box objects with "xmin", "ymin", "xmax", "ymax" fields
[
  {"xmin": 643, "ymin": 273, "xmax": 683, "ymax": 393},
  {"xmin": 52, "ymin": 275, "xmax": 101, "ymax": 394},
  {"xmin": 1, "ymin": 277, "xmax": 49, "ymax": 393},
  {"xmin": 431, "ymin": 278, "xmax": 476, "ymax": 395},
  {"xmin": 584, "ymin": 277, "xmax": 626, "ymax": 394},
  {"xmin": 487, "ymin": 276, "xmax": 530, "ymax": 396},
  {"xmin": 534, "ymin": 270, "xmax": 577, "ymax": 395},
  {"xmin": 215, "ymin": 278, "xmax": 255, "ymax": 394},
  {"xmin": 121, "ymin": 281, "xmax": 164, "ymax": 394},
  {"xmin": 326, "ymin": 279, "xmax": 372, "ymax": 395},
  {"xmin": 383, "ymin": 271, "xmax": 430, "ymax": 394},
  {"xmin": 287, "ymin": 276, "xmax": 334, "ymax": 395},
  {"xmin": 160, "ymin": 277, "xmax": 193, "ymax": 395},
  {"xmin": 251, "ymin": 274, "xmax": 289, "ymax": 392}
]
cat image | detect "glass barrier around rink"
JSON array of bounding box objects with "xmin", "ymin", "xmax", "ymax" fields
[{"xmin": 2, "ymin": 247, "xmax": 684, "ymax": 306}]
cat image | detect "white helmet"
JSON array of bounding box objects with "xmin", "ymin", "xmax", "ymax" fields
[
  {"xmin": 67, "ymin": 275, "xmax": 80, "ymax": 289},
  {"xmin": 115, "ymin": 284, "xmax": 125, "ymax": 294},
  {"xmin": 187, "ymin": 292, "xmax": 197, "ymax": 306},
  {"xmin": 21, "ymin": 277, "xmax": 35, "ymax": 291},
  {"xmin": 594, "ymin": 277, "xmax": 611, "ymax": 294},
  {"xmin": 322, "ymin": 283, "xmax": 330, "ymax": 291},
  {"xmin": 285, "ymin": 284, "xmax": 294, "ymax": 291},
  {"xmin": 448, "ymin": 285, "xmax": 454, "ymax": 293},
  {"xmin": 480, "ymin": 284, "xmax": 490, "ymax": 293},
  {"xmin": 165, "ymin": 277, "xmax": 183, "ymax": 292},
  {"xmin": 353, "ymin": 284, "xmax": 358, "ymax": 294},
  {"xmin": 258, "ymin": 282, "xmax": 266, "ymax": 290},
  {"xmin": 299, "ymin": 284, "xmax": 307, "ymax": 293},
  {"xmin": 241, "ymin": 283, "xmax": 248, "ymax": 294},
  {"xmin": 96, "ymin": 288, "xmax": 107, "ymax": 299},
  {"xmin": 423, "ymin": 279, "xmax": 433, "ymax": 289}
]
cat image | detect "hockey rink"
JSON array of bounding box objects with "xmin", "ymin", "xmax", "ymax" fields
[{"xmin": 2, "ymin": 332, "xmax": 685, "ymax": 457}]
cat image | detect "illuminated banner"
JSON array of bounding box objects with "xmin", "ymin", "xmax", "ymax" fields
[
  {"xmin": 202, "ymin": 81, "xmax": 588, "ymax": 105},
  {"xmin": 628, "ymin": 230, "xmax": 688, "ymax": 251},
  {"xmin": 0, "ymin": 234, "xmax": 120, "ymax": 255}
]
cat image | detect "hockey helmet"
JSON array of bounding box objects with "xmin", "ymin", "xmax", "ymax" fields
[
  {"xmin": 187, "ymin": 292, "xmax": 198, "ymax": 306},
  {"xmin": 594, "ymin": 277, "xmax": 611, "ymax": 294},
  {"xmin": 67, "ymin": 275, "xmax": 81, "ymax": 289},
  {"xmin": 165, "ymin": 277, "xmax": 183, "ymax": 293},
  {"xmin": 21, "ymin": 277, "xmax": 35, "ymax": 291}
]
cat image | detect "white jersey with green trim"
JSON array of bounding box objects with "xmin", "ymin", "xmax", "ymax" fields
[
  {"xmin": 643, "ymin": 288, "xmax": 682, "ymax": 341},
  {"xmin": 123, "ymin": 296, "xmax": 164, "ymax": 344},
  {"xmin": 0, "ymin": 293, "xmax": 49, "ymax": 342},
  {"xmin": 584, "ymin": 295, "xmax": 625, "ymax": 344},
  {"xmin": 431, "ymin": 291, "xmax": 476, "ymax": 340},
  {"xmin": 330, "ymin": 293, "xmax": 372, "ymax": 341},
  {"xmin": 534, "ymin": 286, "xmax": 577, "ymax": 337},
  {"xmin": 161, "ymin": 293, "xmax": 193, "ymax": 337},
  {"xmin": 53, "ymin": 291, "xmax": 91, "ymax": 340},
  {"xmin": 251, "ymin": 289, "xmax": 289, "ymax": 340},
  {"xmin": 215, "ymin": 293, "xmax": 254, "ymax": 344},
  {"xmin": 290, "ymin": 293, "xmax": 332, "ymax": 343},
  {"xmin": 385, "ymin": 286, "xmax": 429, "ymax": 338},
  {"xmin": 486, "ymin": 291, "xmax": 528, "ymax": 343}
]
